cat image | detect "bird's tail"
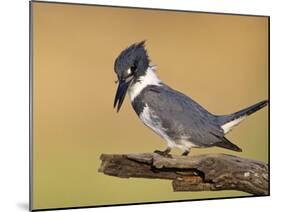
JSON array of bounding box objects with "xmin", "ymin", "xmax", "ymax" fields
[
  {"xmin": 217, "ymin": 100, "xmax": 268, "ymax": 134},
  {"xmin": 215, "ymin": 137, "xmax": 242, "ymax": 152}
]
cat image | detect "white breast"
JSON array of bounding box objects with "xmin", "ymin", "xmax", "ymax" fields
[
  {"xmin": 139, "ymin": 104, "xmax": 171, "ymax": 141},
  {"xmin": 140, "ymin": 105, "xmax": 197, "ymax": 151}
]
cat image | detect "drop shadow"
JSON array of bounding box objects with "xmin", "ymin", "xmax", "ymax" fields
[{"xmin": 17, "ymin": 202, "xmax": 29, "ymax": 211}]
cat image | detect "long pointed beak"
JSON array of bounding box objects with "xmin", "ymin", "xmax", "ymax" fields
[{"xmin": 113, "ymin": 79, "xmax": 131, "ymax": 112}]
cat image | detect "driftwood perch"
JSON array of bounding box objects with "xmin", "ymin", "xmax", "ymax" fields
[{"xmin": 98, "ymin": 153, "xmax": 268, "ymax": 195}]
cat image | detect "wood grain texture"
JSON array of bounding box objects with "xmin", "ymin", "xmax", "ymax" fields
[{"xmin": 98, "ymin": 153, "xmax": 268, "ymax": 195}]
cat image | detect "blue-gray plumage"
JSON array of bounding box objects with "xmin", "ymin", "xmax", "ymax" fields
[{"xmin": 113, "ymin": 41, "xmax": 268, "ymax": 156}]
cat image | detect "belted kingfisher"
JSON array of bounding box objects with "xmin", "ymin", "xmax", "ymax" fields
[{"xmin": 113, "ymin": 41, "xmax": 268, "ymax": 156}]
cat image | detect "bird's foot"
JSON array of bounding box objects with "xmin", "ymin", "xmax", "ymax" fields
[
  {"xmin": 181, "ymin": 150, "xmax": 190, "ymax": 156},
  {"xmin": 154, "ymin": 148, "xmax": 172, "ymax": 158}
]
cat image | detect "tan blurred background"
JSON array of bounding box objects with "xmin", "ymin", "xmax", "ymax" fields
[{"xmin": 32, "ymin": 2, "xmax": 268, "ymax": 210}]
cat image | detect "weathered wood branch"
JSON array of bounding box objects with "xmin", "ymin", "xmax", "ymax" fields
[{"xmin": 98, "ymin": 153, "xmax": 268, "ymax": 195}]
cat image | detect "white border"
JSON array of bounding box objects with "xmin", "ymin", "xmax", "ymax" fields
[{"xmin": 0, "ymin": 0, "xmax": 279, "ymax": 212}]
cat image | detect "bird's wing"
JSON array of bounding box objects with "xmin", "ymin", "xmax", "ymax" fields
[{"xmin": 141, "ymin": 85, "xmax": 224, "ymax": 146}]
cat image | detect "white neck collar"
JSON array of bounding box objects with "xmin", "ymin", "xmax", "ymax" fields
[{"xmin": 128, "ymin": 66, "xmax": 162, "ymax": 101}]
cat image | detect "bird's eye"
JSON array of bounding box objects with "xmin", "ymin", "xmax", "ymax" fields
[
  {"xmin": 122, "ymin": 68, "xmax": 132, "ymax": 79},
  {"xmin": 131, "ymin": 64, "xmax": 137, "ymax": 72},
  {"xmin": 126, "ymin": 68, "xmax": 132, "ymax": 75},
  {"xmin": 123, "ymin": 64, "xmax": 137, "ymax": 79}
]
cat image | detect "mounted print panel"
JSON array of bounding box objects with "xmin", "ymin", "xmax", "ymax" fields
[{"xmin": 30, "ymin": 1, "xmax": 269, "ymax": 211}]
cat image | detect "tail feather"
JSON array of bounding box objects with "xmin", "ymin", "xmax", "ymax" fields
[
  {"xmin": 228, "ymin": 100, "xmax": 268, "ymax": 121},
  {"xmin": 218, "ymin": 100, "xmax": 268, "ymax": 134},
  {"xmin": 215, "ymin": 137, "xmax": 242, "ymax": 152}
]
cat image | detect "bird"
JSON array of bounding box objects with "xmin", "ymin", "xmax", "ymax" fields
[{"xmin": 113, "ymin": 41, "xmax": 268, "ymax": 156}]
